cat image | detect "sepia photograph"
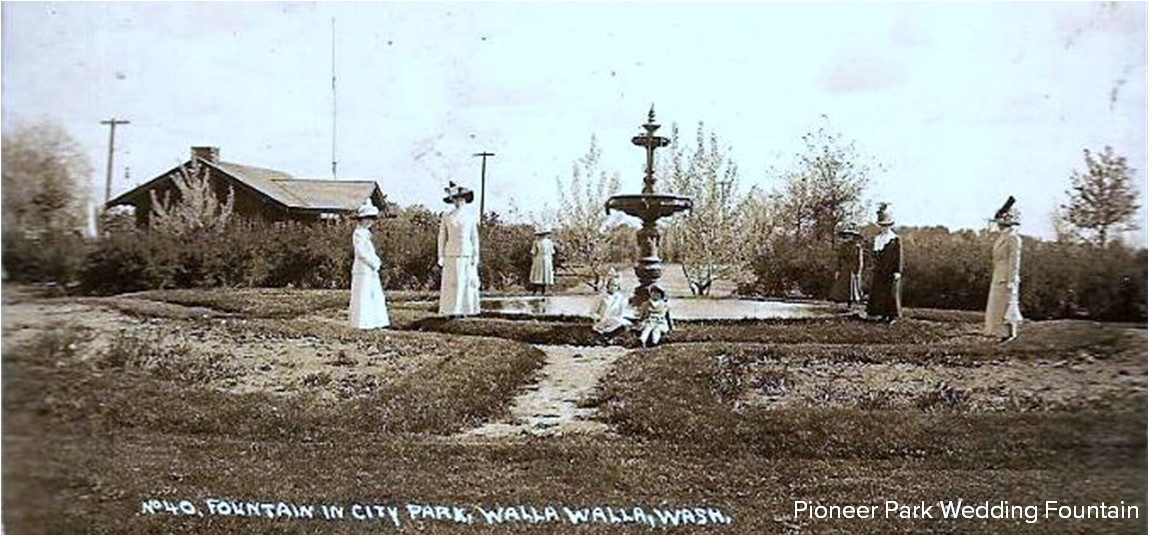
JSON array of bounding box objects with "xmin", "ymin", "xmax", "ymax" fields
[{"xmin": 2, "ymin": 1, "xmax": 1146, "ymax": 533}]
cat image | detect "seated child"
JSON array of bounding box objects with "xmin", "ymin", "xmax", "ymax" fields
[
  {"xmin": 637, "ymin": 284, "xmax": 674, "ymax": 348},
  {"xmin": 591, "ymin": 271, "xmax": 632, "ymax": 341}
]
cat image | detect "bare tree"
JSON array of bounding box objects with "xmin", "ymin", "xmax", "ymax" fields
[
  {"xmin": 1, "ymin": 119, "xmax": 92, "ymax": 234},
  {"xmin": 1062, "ymin": 146, "xmax": 1140, "ymax": 247},
  {"xmin": 150, "ymin": 159, "xmax": 234, "ymax": 236},
  {"xmin": 554, "ymin": 135, "xmax": 622, "ymax": 291},
  {"xmin": 662, "ymin": 123, "xmax": 749, "ymax": 296}
]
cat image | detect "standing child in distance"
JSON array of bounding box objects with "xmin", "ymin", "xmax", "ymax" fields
[{"xmin": 529, "ymin": 227, "xmax": 556, "ymax": 295}]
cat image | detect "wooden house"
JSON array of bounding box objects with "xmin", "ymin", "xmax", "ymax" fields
[{"xmin": 106, "ymin": 146, "xmax": 389, "ymax": 227}]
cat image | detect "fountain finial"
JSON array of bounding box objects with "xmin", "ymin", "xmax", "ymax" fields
[{"xmin": 648, "ymin": 104, "xmax": 656, "ymax": 124}]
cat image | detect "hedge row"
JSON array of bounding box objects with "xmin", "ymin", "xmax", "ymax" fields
[
  {"xmin": 743, "ymin": 226, "xmax": 1147, "ymax": 322},
  {"xmin": 4, "ymin": 219, "xmax": 1144, "ymax": 322}
]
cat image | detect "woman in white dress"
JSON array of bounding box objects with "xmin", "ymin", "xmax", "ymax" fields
[
  {"xmin": 438, "ymin": 182, "xmax": 481, "ymax": 317},
  {"xmin": 349, "ymin": 202, "xmax": 390, "ymax": 329},
  {"xmin": 529, "ymin": 228, "xmax": 556, "ymax": 295},
  {"xmin": 985, "ymin": 196, "xmax": 1023, "ymax": 342}
]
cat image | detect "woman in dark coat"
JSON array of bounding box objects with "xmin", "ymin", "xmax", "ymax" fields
[
  {"xmin": 829, "ymin": 229, "xmax": 864, "ymax": 309},
  {"xmin": 866, "ymin": 203, "xmax": 902, "ymax": 323}
]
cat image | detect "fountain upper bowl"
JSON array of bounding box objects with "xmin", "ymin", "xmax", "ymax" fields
[{"xmin": 606, "ymin": 194, "xmax": 693, "ymax": 219}]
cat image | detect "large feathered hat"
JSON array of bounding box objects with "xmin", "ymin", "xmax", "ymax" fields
[
  {"xmin": 875, "ymin": 202, "xmax": 894, "ymax": 226},
  {"xmin": 442, "ymin": 181, "xmax": 475, "ymax": 204},
  {"xmin": 993, "ymin": 196, "xmax": 1020, "ymax": 226},
  {"xmin": 838, "ymin": 226, "xmax": 863, "ymax": 239}
]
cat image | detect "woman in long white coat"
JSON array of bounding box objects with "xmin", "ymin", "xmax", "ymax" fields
[
  {"xmin": 438, "ymin": 182, "xmax": 481, "ymax": 317},
  {"xmin": 985, "ymin": 197, "xmax": 1023, "ymax": 342},
  {"xmin": 349, "ymin": 202, "xmax": 390, "ymax": 329},
  {"xmin": 529, "ymin": 228, "xmax": 556, "ymax": 294}
]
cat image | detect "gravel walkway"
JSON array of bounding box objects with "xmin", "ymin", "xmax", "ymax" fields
[{"xmin": 456, "ymin": 344, "xmax": 629, "ymax": 440}]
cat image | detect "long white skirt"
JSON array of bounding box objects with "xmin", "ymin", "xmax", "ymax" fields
[
  {"xmin": 350, "ymin": 271, "xmax": 390, "ymax": 329},
  {"xmin": 440, "ymin": 257, "xmax": 480, "ymax": 316},
  {"xmin": 984, "ymin": 281, "xmax": 1022, "ymax": 336},
  {"xmin": 530, "ymin": 255, "xmax": 554, "ymax": 285}
]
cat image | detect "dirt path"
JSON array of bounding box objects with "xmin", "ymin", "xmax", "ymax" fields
[{"xmin": 455, "ymin": 344, "xmax": 630, "ymax": 440}]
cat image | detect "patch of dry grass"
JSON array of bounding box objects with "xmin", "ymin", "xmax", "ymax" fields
[
  {"xmin": 596, "ymin": 334, "xmax": 1146, "ymax": 468},
  {"xmin": 3, "ymin": 287, "xmax": 1146, "ymax": 534}
]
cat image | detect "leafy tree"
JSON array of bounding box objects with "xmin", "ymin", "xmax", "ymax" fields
[
  {"xmin": 1, "ymin": 120, "xmax": 93, "ymax": 282},
  {"xmin": 743, "ymin": 117, "xmax": 876, "ymax": 298},
  {"xmin": 1061, "ymin": 146, "xmax": 1140, "ymax": 247},
  {"xmin": 662, "ymin": 123, "xmax": 750, "ymax": 296},
  {"xmin": 1, "ymin": 119, "xmax": 92, "ymax": 234},
  {"xmin": 149, "ymin": 159, "xmax": 235, "ymax": 236},
  {"xmin": 554, "ymin": 135, "xmax": 623, "ymax": 291},
  {"xmin": 772, "ymin": 117, "xmax": 874, "ymax": 244}
]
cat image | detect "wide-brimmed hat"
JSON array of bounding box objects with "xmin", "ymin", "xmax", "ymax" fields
[
  {"xmin": 875, "ymin": 202, "xmax": 894, "ymax": 226},
  {"xmin": 354, "ymin": 202, "xmax": 380, "ymax": 219},
  {"xmin": 993, "ymin": 196, "xmax": 1020, "ymax": 227},
  {"xmin": 535, "ymin": 227, "xmax": 554, "ymax": 236},
  {"xmin": 442, "ymin": 181, "xmax": 475, "ymax": 204},
  {"xmin": 838, "ymin": 228, "xmax": 863, "ymax": 239}
]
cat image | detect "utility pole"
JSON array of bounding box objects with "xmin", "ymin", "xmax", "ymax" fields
[
  {"xmin": 330, "ymin": 17, "xmax": 338, "ymax": 179},
  {"xmin": 473, "ymin": 151, "xmax": 494, "ymax": 220},
  {"xmin": 99, "ymin": 118, "xmax": 130, "ymax": 204}
]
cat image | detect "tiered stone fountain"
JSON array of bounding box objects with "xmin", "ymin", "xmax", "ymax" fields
[
  {"xmin": 606, "ymin": 107, "xmax": 693, "ymax": 307},
  {"xmin": 408, "ymin": 106, "xmax": 838, "ymax": 321}
]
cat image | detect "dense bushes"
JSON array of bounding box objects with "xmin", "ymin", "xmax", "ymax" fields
[
  {"xmin": 73, "ymin": 206, "xmax": 536, "ymax": 295},
  {"xmin": 6, "ymin": 208, "xmax": 1144, "ymax": 322},
  {"xmin": 744, "ymin": 225, "xmax": 1147, "ymax": 322},
  {"xmin": 1, "ymin": 228, "xmax": 88, "ymax": 285},
  {"xmin": 478, "ymin": 213, "xmax": 535, "ymax": 290}
]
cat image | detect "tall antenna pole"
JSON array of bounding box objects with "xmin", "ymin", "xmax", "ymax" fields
[
  {"xmin": 331, "ymin": 17, "xmax": 338, "ymax": 180},
  {"xmin": 473, "ymin": 152, "xmax": 495, "ymax": 220},
  {"xmin": 99, "ymin": 118, "xmax": 130, "ymax": 204}
]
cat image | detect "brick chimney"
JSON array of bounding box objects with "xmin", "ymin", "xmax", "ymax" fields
[{"xmin": 191, "ymin": 146, "xmax": 220, "ymax": 163}]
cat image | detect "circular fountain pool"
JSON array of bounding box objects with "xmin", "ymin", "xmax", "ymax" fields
[{"xmin": 405, "ymin": 295, "xmax": 841, "ymax": 321}]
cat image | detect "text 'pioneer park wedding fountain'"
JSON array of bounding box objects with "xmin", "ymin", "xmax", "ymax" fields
[{"xmin": 463, "ymin": 108, "xmax": 837, "ymax": 321}]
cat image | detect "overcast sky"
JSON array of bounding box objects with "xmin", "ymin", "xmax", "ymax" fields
[{"xmin": 2, "ymin": 1, "xmax": 1146, "ymax": 241}]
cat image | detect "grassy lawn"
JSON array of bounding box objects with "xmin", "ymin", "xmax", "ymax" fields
[{"xmin": 2, "ymin": 286, "xmax": 1145, "ymax": 533}]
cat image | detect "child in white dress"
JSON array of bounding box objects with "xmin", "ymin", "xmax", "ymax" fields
[
  {"xmin": 637, "ymin": 284, "xmax": 674, "ymax": 348},
  {"xmin": 591, "ymin": 270, "xmax": 631, "ymax": 341}
]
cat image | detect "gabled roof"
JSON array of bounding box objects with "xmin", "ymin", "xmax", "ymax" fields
[
  {"xmin": 209, "ymin": 161, "xmax": 306, "ymax": 207},
  {"xmin": 274, "ymin": 179, "xmax": 381, "ymax": 211},
  {"xmin": 108, "ymin": 157, "xmax": 382, "ymax": 212}
]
